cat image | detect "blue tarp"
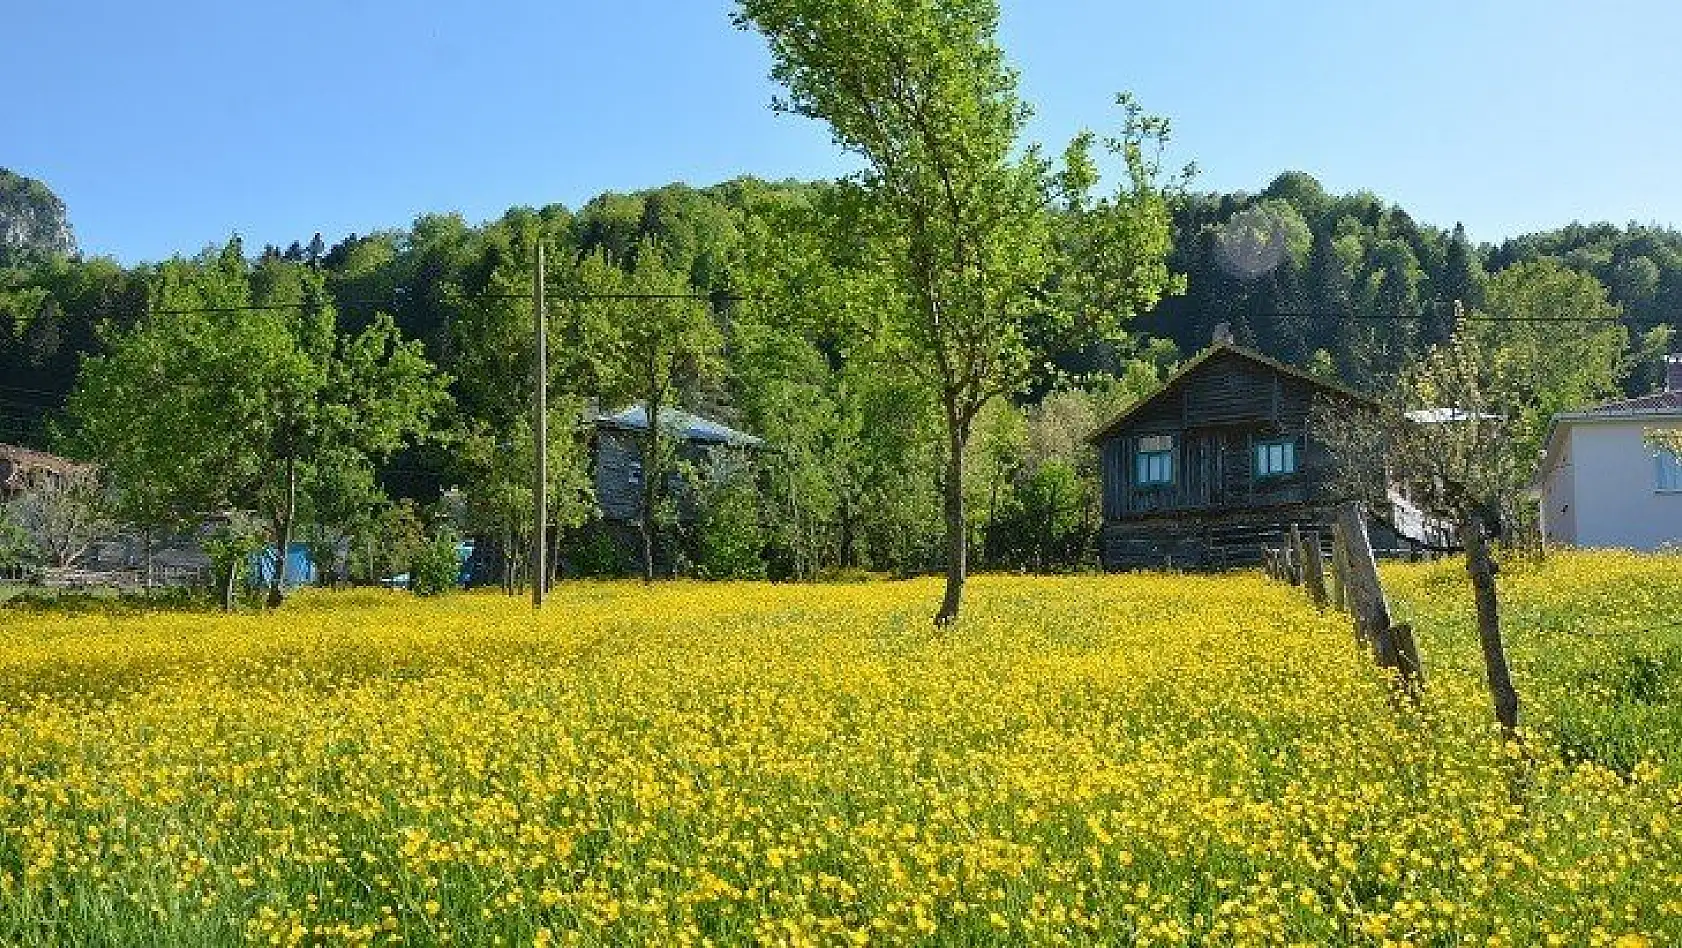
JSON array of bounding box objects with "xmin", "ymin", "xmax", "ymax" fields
[
  {"xmin": 249, "ymin": 543, "xmax": 317, "ymax": 590},
  {"xmin": 456, "ymin": 542, "xmax": 474, "ymax": 585}
]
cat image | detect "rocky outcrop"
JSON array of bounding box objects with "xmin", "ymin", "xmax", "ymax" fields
[{"xmin": 0, "ymin": 168, "xmax": 76, "ymax": 260}]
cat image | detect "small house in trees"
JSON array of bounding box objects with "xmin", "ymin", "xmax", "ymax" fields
[
  {"xmin": 591, "ymin": 403, "xmax": 763, "ymax": 524},
  {"xmin": 1085, "ymin": 332, "xmax": 1373, "ymax": 569},
  {"xmin": 1533, "ymin": 355, "xmax": 1682, "ymax": 551}
]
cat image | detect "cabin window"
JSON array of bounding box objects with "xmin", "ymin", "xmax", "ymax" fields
[
  {"xmin": 1254, "ymin": 438, "xmax": 1297, "ymax": 478},
  {"xmin": 1657, "ymin": 448, "xmax": 1682, "ymax": 493},
  {"xmin": 1134, "ymin": 435, "xmax": 1174, "ymax": 486}
]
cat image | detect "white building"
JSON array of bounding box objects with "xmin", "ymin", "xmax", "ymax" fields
[{"xmin": 1535, "ymin": 356, "xmax": 1682, "ymax": 551}]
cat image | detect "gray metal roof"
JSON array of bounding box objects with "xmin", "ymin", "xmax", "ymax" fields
[
  {"xmin": 595, "ymin": 403, "xmax": 762, "ymax": 447},
  {"xmin": 1566, "ymin": 390, "xmax": 1682, "ymax": 416},
  {"xmin": 1404, "ymin": 408, "xmax": 1501, "ymax": 424}
]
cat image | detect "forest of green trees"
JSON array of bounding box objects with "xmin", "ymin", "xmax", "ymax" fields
[{"xmin": 2, "ymin": 161, "xmax": 1677, "ymax": 585}]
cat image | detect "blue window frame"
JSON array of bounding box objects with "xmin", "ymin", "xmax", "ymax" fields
[
  {"xmin": 1255, "ymin": 438, "xmax": 1297, "ymax": 478},
  {"xmin": 1135, "ymin": 435, "xmax": 1174, "ymax": 486},
  {"xmin": 1657, "ymin": 447, "xmax": 1682, "ymax": 493}
]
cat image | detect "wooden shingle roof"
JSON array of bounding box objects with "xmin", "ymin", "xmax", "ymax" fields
[{"xmin": 1084, "ymin": 342, "xmax": 1371, "ymax": 444}]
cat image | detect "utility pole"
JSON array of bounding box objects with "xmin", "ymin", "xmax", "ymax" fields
[{"xmin": 532, "ymin": 240, "xmax": 548, "ymax": 608}]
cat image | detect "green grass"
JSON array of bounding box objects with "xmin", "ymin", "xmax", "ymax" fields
[{"xmin": 1387, "ymin": 549, "xmax": 1682, "ymax": 780}]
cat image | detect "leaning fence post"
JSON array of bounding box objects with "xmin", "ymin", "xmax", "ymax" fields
[
  {"xmin": 1334, "ymin": 502, "xmax": 1424, "ymax": 696},
  {"xmin": 1335, "ymin": 503, "xmax": 1389, "ymax": 650}
]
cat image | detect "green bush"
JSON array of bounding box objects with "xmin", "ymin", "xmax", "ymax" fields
[
  {"xmin": 409, "ymin": 534, "xmax": 462, "ymax": 597},
  {"xmin": 568, "ymin": 528, "xmax": 632, "ymax": 578},
  {"xmin": 203, "ymin": 514, "xmax": 266, "ymax": 611},
  {"xmin": 695, "ymin": 472, "xmax": 766, "ymax": 581},
  {"xmin": 0, "ymin": 503, "xmax": 37, "ymax": 568}
]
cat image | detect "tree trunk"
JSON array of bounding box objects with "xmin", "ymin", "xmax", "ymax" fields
[
  {"xmin": 638, "ymin": 518, "xmax": 656, "ymax": 584},
  {"xmin": 838, "ymin": 494, "xmax": 856, "ymax": 570},
  {"xmin": 1462, "ymin": 516, "xmax": 1520, "ymax": 738},
  {"xmin": 984, "ymin": 466, "xmax": 1001, "ymax": 569},
  {"xmin": 223, "ymin": 558, "xmax": 239, "ymax": 612},
  {"xmin": 935, "ymin": 426, "xmax": 967, "ymax": 626},
  {"xmin": 267, "ymin": 457, "xmax": 297, "ymax": 609}
]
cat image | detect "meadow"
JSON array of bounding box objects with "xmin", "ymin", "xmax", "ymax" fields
[{"xmin": 0, "ymin": 554, "xmax": 1679, "ymax": 946}]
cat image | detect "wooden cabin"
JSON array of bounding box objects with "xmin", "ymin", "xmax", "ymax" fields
[
  {"xmin": 1085, "ymin": 338, "xmax": 1372, "ymax": 569},
  {"xmin": 592, "ymin": 404, "xmax": 762, "ymax": 524}
]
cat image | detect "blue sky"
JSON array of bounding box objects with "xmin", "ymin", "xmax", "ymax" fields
[{"xmin": 9, "ymin": 1, "xmax": 1681, "ymax": 263}]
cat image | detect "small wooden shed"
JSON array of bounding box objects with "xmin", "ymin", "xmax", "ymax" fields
[
  {"xmin": 1085, "ymin": 338, "xmax": 1371, "ymax": 569},
  {"xmin": 591, "ymin": 404, "xmax": 763, "ymax": 524}
]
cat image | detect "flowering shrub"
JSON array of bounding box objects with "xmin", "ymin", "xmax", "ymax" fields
[{"xmin": 0, "ymin": 558, "xmax": 1676, "ymax": 945}]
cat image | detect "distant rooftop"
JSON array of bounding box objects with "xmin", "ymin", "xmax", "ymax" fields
[
  {"xmin": 1404, "ymin": 408, "xmax": 1500, "ymax": 424},
  {"xmin": 594, "ymin": 404, "xmax": 762, "ymax": 447},
  {"xmin": 0, "ymin": 443, "xmax": 89, "ymax": 475},
  {"xmin": 1555, "ymin": 354, "xmax": 1682, "ymax": 416},
  {"xmin": 1567, "ymin": 390, "xmax": 1682, "ymax": 417}
]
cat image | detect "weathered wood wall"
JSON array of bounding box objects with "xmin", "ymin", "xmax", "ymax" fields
[
  {"xmin": 1092, "ymin": 348, "xmax": 1372, "ymax": 570},
  {"xmin": 1098, "ymin": 350, "xmax": 1343, "ymax": 521},
  {"xmin": 593, "ymin": 429, "xmax": 741, "ymax": 524},
  {"xmin": 594, "ymin": 430, "xmax": 644, "ymax": 522}
]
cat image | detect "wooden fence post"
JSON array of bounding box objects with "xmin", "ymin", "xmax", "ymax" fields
[
  {"xmin": 1335, "ymin": 502, "xmax": 1424, "ymax": 696},
  {"xmin": 1462, "ymin": 517, "xmax": 1518, "ymax": 738},
  {"xmin": 1327, "ymin": 525, "xmax": 1348, "ymax": 613},
  {"xmin": 1335, "ymin": 502, "xmax": 1389, "ymax": 655},
  {"xmin": 1295, "ymin": 525, "xmax": 1329, "ymax": 609}
]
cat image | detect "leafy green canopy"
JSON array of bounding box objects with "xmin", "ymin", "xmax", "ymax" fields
[
  {"xmin": 735, "ymin": 0, "xmax": 1182, "ymax": 619},
  {"xmin": 69, "ymin": 242, "xmax": 449, "ymax": 600}
]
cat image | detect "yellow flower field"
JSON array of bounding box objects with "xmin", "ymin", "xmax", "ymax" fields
[{"xmin": 1, "ymin": 556, "xmax": 1680, "ymax": 946}]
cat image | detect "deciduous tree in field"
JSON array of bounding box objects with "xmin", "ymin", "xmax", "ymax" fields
[
  {"xmin": 735, "ymin": 0, "xmax": 1184, "ymax": 622},
  {"xmin": 1467, "ymin": 258, "xmax": 1627, "ymax": 471},
  {"xmin": 69, "ymin": 242, "xmax": 449, "ymax": 607},
  {"xmin": 579, "ymin": 240, "xmax": 724, "ymax": 582}
]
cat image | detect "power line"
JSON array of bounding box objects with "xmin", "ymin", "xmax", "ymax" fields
[
  {"xmin": 1256, "ymin": 309, "xmax": 1643, "ymax": 325},
  {"xmin": 51, "ymin": 289, "xmax": 754, "ymax": 322},
  {"xmin": 0, "ymin": 385, "xmax": 67, "ymax": 401},
  {"xmin": 11, "ymin": 290, "xmax": 1659, "ymax": 326}
]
